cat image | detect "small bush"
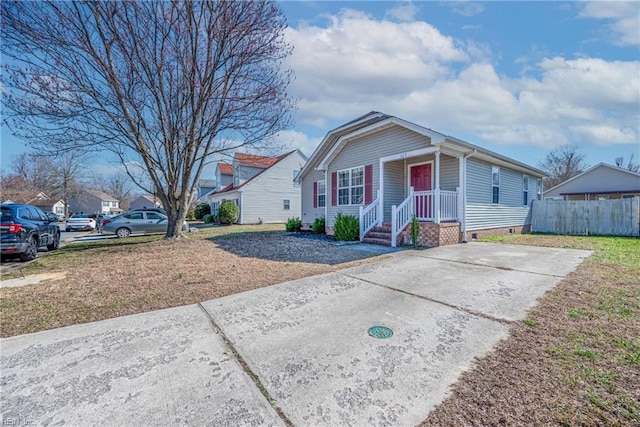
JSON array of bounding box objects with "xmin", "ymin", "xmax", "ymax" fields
[
  {"xmin": 286, "ymin": 217, "xmax": 302, "ymax": 232},
  {"xmin": 410, "ymin": 215, "xmax": 419, "ymax": 248},
  {"xmin": 194, "ymin": 203, "xmax": 211, "ymax": 220},
  {"xmin": 218, "ymin": 200, "xmax": 239, "ymax": 225},
  {"xmin": 334, "ymin": 212, "xmax": 359, "ymax": 241},
  {"xmin": 202, "ymin": 214, "xmax": 215, "ymax": 224},
  {"xmin": 312, "ymin": 217, "xmax": 326, "ymax": 234}
]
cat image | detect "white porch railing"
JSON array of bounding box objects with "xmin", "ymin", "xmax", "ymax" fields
[
  {"xmin": 359, "ymin": 190, "xmax": 380, "ymax": 241},
  {"xmin": 413, "ymin": 190, "xmax": 458, "ymax": 221},
  {"xmin": 439, "ymin": 190, "xmax": 458, "ymax": 221},
  {"xmin": 391, "ymin": 187, "xmax": 415, "ymax": 248}
]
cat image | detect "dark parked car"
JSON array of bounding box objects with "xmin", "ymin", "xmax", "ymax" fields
[{"xmin": 0, "ymin": 203, "xmax": 61, "ymax": 261}]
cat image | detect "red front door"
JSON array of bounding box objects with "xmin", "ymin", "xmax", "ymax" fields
[{"xmin": 410, "ymin": 163, "xmax": 432, "ymax": 218}]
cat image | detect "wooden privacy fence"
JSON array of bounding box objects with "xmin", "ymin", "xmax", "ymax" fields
[{"xmin": 532, "ymin": 197, "xmax": 640, "ymax": 236}]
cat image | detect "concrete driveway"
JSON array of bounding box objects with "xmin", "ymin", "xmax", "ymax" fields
[{"xmin": 0, "ymin": 242, "xmax": 591, "ymax": 426}]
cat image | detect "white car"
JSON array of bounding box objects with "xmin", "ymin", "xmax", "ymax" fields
[{"xmin": 65, "ymin": 214, "xmax": 97, "ymax": 231}]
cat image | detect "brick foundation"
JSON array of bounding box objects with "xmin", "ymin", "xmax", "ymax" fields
[
  {"xmin": 399, "ymin": 222, "xmax": 461, "ymax": 248},
  {"xmin": 464, "ymin": 224, "xmax": 531, "ymax": 241}
]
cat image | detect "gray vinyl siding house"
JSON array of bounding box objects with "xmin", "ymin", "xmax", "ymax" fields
[
  {"xmin": 207, "ymin": 150, "xmax": 307, "ymax": 224},
  {"xmin": 543, "ymin": 163, "xmax": 640, "ymax": 200},
  {"xmin": 298, "ymin": 112, "xmax": 546, "ymax": 247}
]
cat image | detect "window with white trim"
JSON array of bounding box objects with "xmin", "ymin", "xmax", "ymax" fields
[
  {"xmin": 283, "ymin": 199, "xmax": 290, "ymax": 210},
  {"xmin": 492, "ymin": 166, "xmax": 500, "ymax": 204},
  {"xmin": 293, "ymin": 170, "xmax": 300, "ymax": 187},
  {"xmin": 317, "ymin": 180, "xmax": 326, "ymax": 208},
  {"xmin": 338, "ymin": 166, "xmax": 364, "ymax": 206},
  {"xmin": 523, "ymin": 175, "xmax": 529, "ymax": 205}
]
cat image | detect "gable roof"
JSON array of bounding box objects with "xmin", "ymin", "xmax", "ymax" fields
[
  {"xmin": 86, "ymin": 189, "xmax": 118, "ymax": 201},
  {"xmin": 543, "ymin": 163, "xmax": 640, "ymax": 196},
  {"xmin": 1, "ymin": 191, "xmax": 49, "ymax": 204},
  {"xmin": 235, "ymin": 152, "xmax": 281, "ymax": 168},
  {"xmin": 217, "ymin": 163, "xmax": 233, "ymax": 175},
  {"xmin": 299, "ymin": 112, "xmax": 546, "ymax": 179},
  {"xmin": 211, "ymin": 150, "xmax": 304, "ymax": 196}
]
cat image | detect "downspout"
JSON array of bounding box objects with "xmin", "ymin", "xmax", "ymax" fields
[{"xmin": 462, "ymin": 149, "xmax": 478, "ymax": 242}]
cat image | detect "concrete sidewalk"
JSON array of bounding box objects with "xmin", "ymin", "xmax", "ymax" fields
[{"xmin": 1, "ymin": 242, "xmax": 592, "ymax": 426}]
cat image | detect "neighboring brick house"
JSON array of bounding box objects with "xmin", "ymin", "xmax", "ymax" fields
[{"xmin": 205, "ymin": 150, "xmax": 307, "ymax": 224}]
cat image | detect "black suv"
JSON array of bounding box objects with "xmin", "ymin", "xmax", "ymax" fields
[{"xmin": 1, "ymin": 204, "xmax": 61, "ymax": 261}]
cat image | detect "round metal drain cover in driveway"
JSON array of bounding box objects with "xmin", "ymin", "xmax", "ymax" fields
[{"xmin": 368, "ymin": 326, "xmax": 393, "ymax": 339}]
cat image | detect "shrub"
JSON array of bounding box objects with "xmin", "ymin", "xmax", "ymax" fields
[
  {"xmin": 186, "ymin": 209, "xmax": 196, "ymax": 221},
  {"xmin": 410, "ymin": 215, "xmax": 419, "ymax": 248},
  {"xmin": 202, "ymin": 214, "xmax": 215, "ymax": 224},
  {"xmin": 218, "ymin": 200, "xmax": 239, "ymax": 225},
  {"xmin": 194, "ymin": 203, "xmax": 211, "ymax": 220},
  {"xmin": 286, "ymin": 217, "xmax": 302, "ymax": 232},
  {"xmin": 312, "ymin": 217, "xmax": 325, "ymax": 234},
  {"xmin": 334, "ymin": 212, "xmax": 359, "ymax": 241}
]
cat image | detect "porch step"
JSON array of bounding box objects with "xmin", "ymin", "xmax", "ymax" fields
[
  {"xmin": 364, "ymin": 223, "xmax": 393, "ymax": 246},
  {"xmin": 366, "ymin": 231, "xmax": 392, "ymax": 240},
  {"xmin": 362, "ymin": 237, "xmax": 392, "ymax": 246}
]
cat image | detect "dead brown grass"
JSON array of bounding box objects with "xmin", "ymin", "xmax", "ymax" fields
[
  {"xmin": 423, "ymin": 234, "xmax": 640, "ymax": 427},
  {"xmin": 0, "ymin": 225, "xmax": 388, "ymax": 337}
]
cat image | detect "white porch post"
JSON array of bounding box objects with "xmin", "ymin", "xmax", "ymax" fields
[
  {"xmin": 378, "ymin": 159, "xmax": 384, "ymax": 225},
  {"xmin": 434, "ymin": 150, "xmax": 441, "ymax": 223},
  {"xmin": 458, "ymin": 156, "xmax": 464, "ymax": 223}
]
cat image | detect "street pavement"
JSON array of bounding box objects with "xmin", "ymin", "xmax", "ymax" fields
[{"xmin": 0, "ymin": 242, "xmax": 592, "ymax": 426}]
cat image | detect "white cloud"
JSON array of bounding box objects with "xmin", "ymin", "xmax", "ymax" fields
[
  {"xmin": 442, "ymin": 1, "xmax": 485, "ymax": 17},
  {"xmin": 579, "ymin": 1, "xmax": 640, "ymax": 46},
  {"xmin": 386, "ymin": 2, "xmax": 419, "ymax": 22},
  {"xmin": 274, "ymin": 130, "xmax": 322, "ymax": 159},
  {"xmin": 285, "ymin": 8, "xmax": 468, "ymax": 125},
  {"xmin": 284, "ymin": 8, "xmax": 639, "ymax": 154}
]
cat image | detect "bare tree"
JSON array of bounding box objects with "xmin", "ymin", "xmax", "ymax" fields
[
  {"xmin": 1, "ymin": 0, "xmax": 294, "ymax": 238},
  {"xmin": 47, "ymin": 152, "xmax": 89, "ymax": 217},
  {"xmin": 537, "ymin": 145, "xmax": 590, "ymax": 188},
  {"xmin": 614, "ymin": 155, "xmax": 640, "ymax": 173},
  {"xmin": 90, "ymin": 172, "xmax": 135, "ymax": 211},
  {"xmin": 7, "ymin": 153, "xmax": 54, "ymax": 194}
]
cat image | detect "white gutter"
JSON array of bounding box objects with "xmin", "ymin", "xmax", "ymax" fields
[{"xmin": 461, "ymin": 149, "xmax": 478, "ymax": 242}]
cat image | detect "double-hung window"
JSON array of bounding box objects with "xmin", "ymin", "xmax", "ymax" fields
[
  {"xmin": 283, "ymin": 199, "xmax": 290, "ymax": 210},
  {"xmin": 523, "ymin": 175, "xmax": 529, "ymax": 205},
  {"xmin": 492, "ymin": 166, "xmax": 500, "ymax": 204},
  {"xmin": 338, "ymin": 166, "xmax": 364, "ymax": 206},
  {"xmin": 317, "ymin": 180, "xmax": 326, "ymax": 208},
  {"xmin": 293, "ymin": 170, "xmax": 300, "ymax": 187}
]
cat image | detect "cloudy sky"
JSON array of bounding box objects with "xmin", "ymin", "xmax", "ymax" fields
[
  {"xmin": 277, "ymin": 0, "xmax": 639, "ymax": 169},
  {"xmin": 1, "ymin": 1, "xmax": 639, "ymax": 174}
]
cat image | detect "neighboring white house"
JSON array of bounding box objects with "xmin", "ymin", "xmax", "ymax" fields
[
  {"xmin": 206, "ymin": 150, "xmax": 307, "ymax": 224},
  {"xmin": 543, "ymin": 163, "xmax": 640, "ymax": 201},
  {"xmin": 297, "ymin": 111, "xmax": 546, "ymax": 247}
]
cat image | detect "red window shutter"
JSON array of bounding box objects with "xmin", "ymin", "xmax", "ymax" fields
[
  {"xmin": 331, "ymin": 172, "xmax": 337, "ymax": 206},
  {"xmin": 364, "ymin": 164, "xmax": 373, "ymax": 204},
  {"xmin": 313, "ymin": 182, "xmax": 318, "ymax": 208}
]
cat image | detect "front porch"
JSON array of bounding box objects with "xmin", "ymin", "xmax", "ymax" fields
[{"xmin": 359, "ymin": 146, "xmax": 464, "ymax": 247}]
